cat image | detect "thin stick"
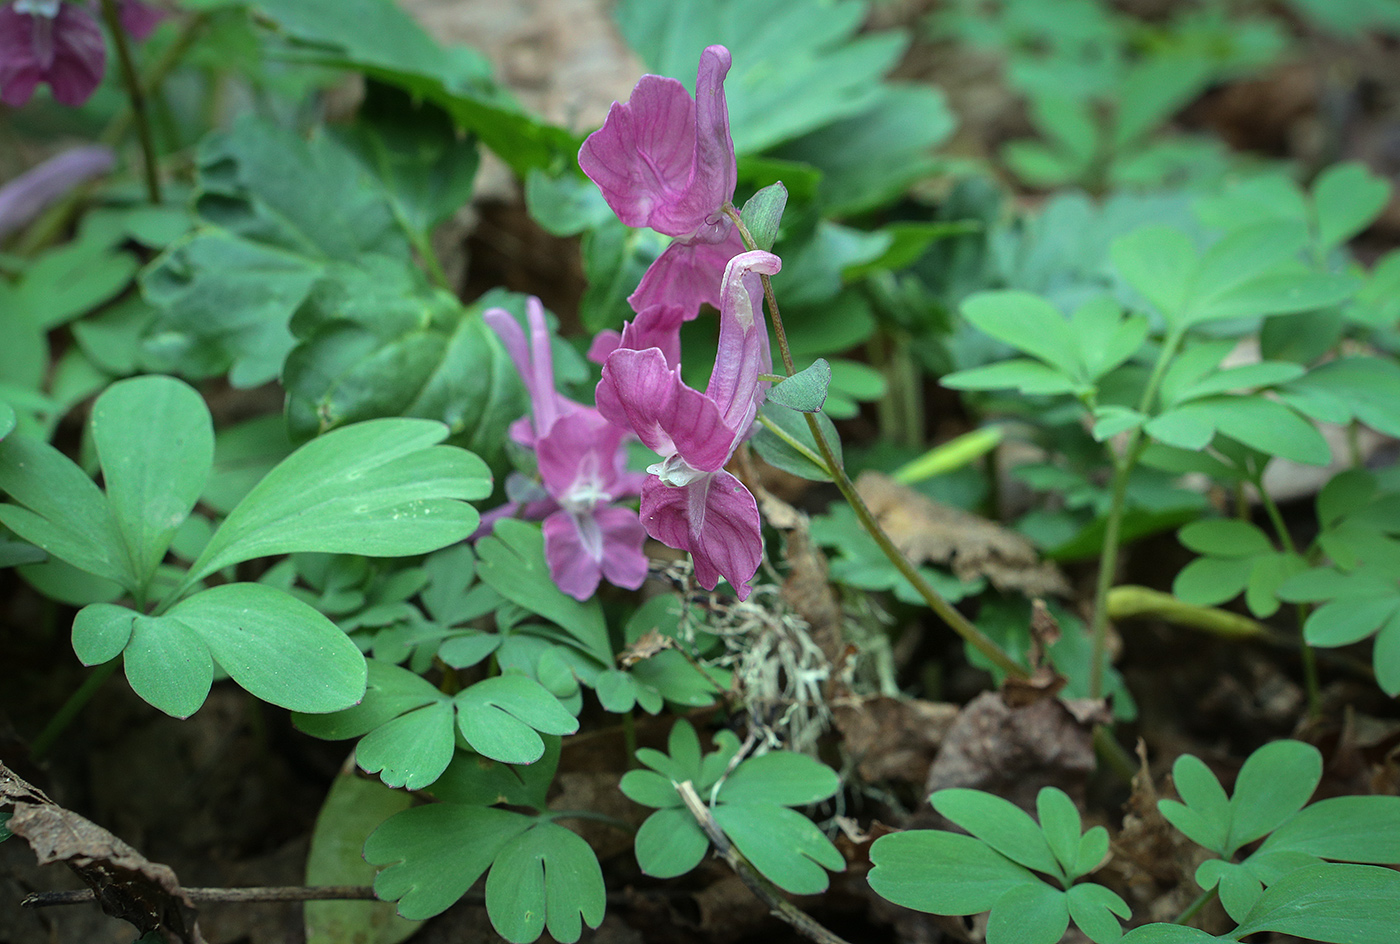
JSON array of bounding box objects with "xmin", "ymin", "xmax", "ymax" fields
[
  {"xmin": 97, "ymin": 0, "xmax": 162, "ymax": 204},
  {"xmin": 675, "ymin": 781, "xmax": 853, "ymax": 944},
  {"xmin": 23, "ymin": 886, "xmax": 378, "ymax": 908}
]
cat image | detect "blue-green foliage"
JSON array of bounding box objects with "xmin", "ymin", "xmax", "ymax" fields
[
  {"xmin": 621, "ymin": 720, "xmax": 844, "ymax": 895},
  {"xmin": 870, "ymin": 785, "xmax": 1130, "ymax": 944}
]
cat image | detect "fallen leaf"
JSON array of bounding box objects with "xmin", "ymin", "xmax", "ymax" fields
[
  {"xmin": 832, "ymin": 697, "xmax": 959, "ymax": 783},
  {"xmin": 856, "ymin": 471, "xmax": 1070, "ymax": 598},
  {"xmin": 2, "ymin": 761, "xmax": 202, "ymax": 943},
  {"xmin": 924, "ymin": 691, "xmax": 1110, "ymax": 810}
]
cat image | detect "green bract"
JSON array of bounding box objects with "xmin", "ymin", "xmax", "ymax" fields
[
  {"xmin": 869, "ymin": 786, "xmax": 1130, "ymax": 944},
  {"xmin": 620, "ymin": 720, "xmax": 844, "ymax": 895}
]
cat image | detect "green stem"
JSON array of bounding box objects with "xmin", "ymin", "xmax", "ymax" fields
[
  {"xmin": 1174, "ymin": 885, "xmax": 1218, "ymax": 925},
  {"xmin": 1253, "ymin": 480, "xmax": 1322, "ymax": 717},
  {"xmin": 30, "ymin": 659, "xmax": 121, "ymax": 760},
  {"xmin": 725, "ymin": 206, "xmax": 1027, "ymax": 681},
  {"xmin": 98, "ymin": 0, "xmax": 162, "ymax": 204},
  {"xmin": 1088, "ymin": 325, "xmax": 1187, "ymax": 699},
  {"xmin": 14, "ymin": 12, "xmax": 207, "ymax": 256}
]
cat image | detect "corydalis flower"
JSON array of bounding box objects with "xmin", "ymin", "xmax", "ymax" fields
[
  {"xmin": 485, "ymin": 299, "xmax": 648, "ymax": 601},
  {"xmin": 579, "ymin": 44, "xmax": 742, "ymax": 317},
  {"xmin": 596, "ymin": 249, "xmax": 781, "ymax": 600},
  {"xmin": 0, "ymin": 144, "xmax": 113, "ymax": 239},
  {"xmin": 0, "ymin": 0, "xmax": 105, "ymax": 107}
]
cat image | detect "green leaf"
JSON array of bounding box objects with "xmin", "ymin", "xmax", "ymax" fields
[
  {"xmin": 1179, "ymin": 520, "xmax": 1274, "ymax": 558},
  {"xmin": 1111, "ymin": 226, "xmax": 1196, "ymax": 320},
  {"xmin": 430, "ymin": 740, "xmax": 560, "ymax": 811},
  {"xmin": 341, "ymin": 83, "xmax": 480, "ymax": 243},
  {"xmin": 1254, "ymin": 795, "xmax": 1400, "ymax": 866},
  {"xmin": 1286, "ymin": 358, "xmax": 1400, "ymax": 439},
  {"xmin": 14, "ymin": 236, "xmax": 138, "ymax": 331},
  {"xmin": 305, "ymin": 771, "xmax": 421, "ymax": 944},
  {"xmin": 740, "ymin": 183, "xmax": 787, "ymax": 251},
  {"xmin": 1067, "ymin": 882, "xmax": 1131, "ymax": 944},
  {"xmin": 716, "ymin": 752, "xmax": 840, "ymax": 806},
  {"xmin": 476, "ymin": 520, "xmax": 611, "ymax": 663},
  {"xmin": 766, "ymin": 359, "xmax": 831, "ymax": 413},
  {"xmin": 713, "ymin": 803, "xmax": 844, "ymax": 895},
  {"xmin": 0, "ymin": 402, "xmax": 15, "ymax": 441},
  {"xmin": 1036, "ymin": 788, "xmax": 1083, "ymax": 878},
  {"xmin": 485, "ymin": 822, "xmax": 605, "ymax": 943},
  {"xmin": 1313, "ymin": 162, "xmax": 1392, "ymax": 251},
  {"xmin": 71, "ymin": 603, "xmax": 136, "ymax": 667},
  {"xmin": 142, "ymin": 116, "xmax": 410, "ymax": 386},
  {"xmin": 986, "ymin": 881, "xmax": 1069, "ymax": 944},
  {"xmin": 615, "ymin": 0, "xmax": 907, "ymax": 154},
  {"xmin": 187, "ymin": 419, "xmax": 488, "ymax": 585},
  {"xmin": 634, "ymin": 807, "xmax": 709, "ymax": 878},
  {"xmin": 751, "ymin": 401, "xmax": 842, "ymax": 482},
  {"xmin": 0, "ymin": 435, "xmax": 129, "ymax": 586},
  {"xmin": 931, "ymin": 789, "xmax": 1062, "ymax": 880},
  {"xmin": 1150, "ymin": 397, "xmax": 1332, "ymax": 466},
  {"xmin": 1227, "ymin": 740, "xmax": 1323, "ymax": 854},
  {"xmin": 356, "ymin": 701, "xmax": 456, "ymax": 790},
  {"xmin": 123, "ymin": 614, "xmax": 213, "ymax": 719},
  {"xmin": 869, "ymin": 830, "xmax": 1036, "ymax": 914},
  {"xmin": 941, "ymin": 360, "xmax": 1080, "ymax": 396},
  {"xmin": 1121, "ymin": 926, "xmax": 1229, "ymax": 943},
  {"xmin": 283, "ymin": 277, "xmax": 526, "ymax": 469},
  {"xmin": 1197, "ymin": 859, "xmax": 1264, "ymax": 922},
  {"xmin": 1233, "ymin": 862, "xmax": 1400, "ymax": 942},
  {"xmin": 248, "ymin": 0, "xmax": 578, "ymax": 177},
  {"xmin": 524, "ymin": 169, "xmax": 614, "ymax": 238},
  {"xmin": 169, "ymin": 582, "xmax": 368, "ymax": 713},
  {"xmin": 773, "ymin": 84, "xmax": 955, "ymax": 215},
  {"xmin": 1158, "ymin": 754, "xmax": 1230, "ymax": 854},
  {"xmin": 454, "ymin": 675, "xmax": 579, "ymax": 765},
  {"xmin": 619, "ymin": 769, "xmax": 681, "ymax": 810},
  {"xmin": 90, "ymin": 377, "xmax": 213, "ymax": 590},
  {"xmin": 1304, "ymin": 597, "xmax": 1400, "ymax": 647},
  {"xmin": 366, "ymin": 805, "xmax": 533, "ymax": 920},
  {"xmin": 960, "ymin": 291, "xmax": 1079, "ymax": 375}
]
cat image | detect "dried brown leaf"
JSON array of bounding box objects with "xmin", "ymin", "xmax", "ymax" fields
[
  {"xmin": 832, "ymin": 697, "xmax": 959, "ymax": 783},
  {"xmin": 924, "ymin": 691, "xmax": 1109, "ymax": 809},
  {"xmin": 1, "ymin": 761, "xmax": 202, "ymax": 943},
  {"xmin": 855, "ymin": 471, "xmax": 1070, "ymax": 597}
]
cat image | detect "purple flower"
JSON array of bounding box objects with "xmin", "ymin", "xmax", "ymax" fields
[
  {"xmin": 119, "ymin": 0, "xmax": 164, "ymax": 41},
  {"xmin": 0, "ymin": 1, "xmax": 106, "ymax": 108},
  {"xmin": 587, "ymin": 302, "xmax": 686, "ymax": 369},
  {"xmin": 596, "ymin": 249, "xmax": 781, "ymax": 600},
  {"xmin": 579, "ymin": 44, "xmax": 743, "ymax": 318},
  {"xmin": 484, "ymin": 299, "xmax": 648, "ymax": 601},
  {"xmin": 0, "ymin": 144, "xmax": 113, "ymax": 239}
]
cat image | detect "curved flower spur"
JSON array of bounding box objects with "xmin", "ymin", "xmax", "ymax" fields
[
  {"xmin": 596, "ymin": 250, "xmax": 782, "ymax": 601},
  {"xmin": 484, "ymin": 299, "xmax": 648, "ymax": 601}
]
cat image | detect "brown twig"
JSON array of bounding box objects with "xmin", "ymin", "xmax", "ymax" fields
[
  {"xmin": 675, "ymin": 781, "xmax": 852, "ymax": 944},
  {"xmin": 22, "ymin": 886, "xmax": 377, "ymax": 908}
]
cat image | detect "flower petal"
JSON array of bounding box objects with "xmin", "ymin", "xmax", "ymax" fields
[
  {"xmin": 640, "ymin": 470, "xmax": 761, "ymax": 599},
  {"xmin": 45, "ymin": 4, "xmax": 105, "ymax": 107},
  {"xmin": 618, "ymin": 303, "xmax": 686, "ymax": 368},
  {"xmin": 543, "ymin": 509, "xmax": 605, "ymax": 601},
  {"xmin": 597, "ymin": 348, "xmax": 735, "ymax": 471},
  {"xmin": 578, "ymin": 45, "xmax": 735, "ymax": 239},
  {"xmin": 706, "ymin": 249, "xmax": 782, "ymax": 432},
  {"xmin": 484, "ymin": 297, "xmax": 580, "ymax": 445},
  {"xmin": 594, "ymin": 505, "xmax": 650, "ymax": 591},
  {"xmin": 120, "ymin": 0, "xmax": 165, "ymax": 41},
  {"xmin": 536, "ymin": 409, "xmax": 630, "ymax": 503},
  {"xmin": 0, "ymin": 145, "xmax": 114, "ymax": 239},
  {"xmin": 628, "ymin": 225, "xmax": 745, "ymax": 317}
]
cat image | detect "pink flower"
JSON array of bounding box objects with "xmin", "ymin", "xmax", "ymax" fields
[
  {"xmin": 586, "ymin": 302, "xmax": 686, "ymax": 369},
  {"xmin": 579, "ymin": 44, "xmax": 743, "ymax": 318},
  {"xmin": 484, "ymin": 299, "xmax": 648, "ymax": 601},
  {"xmin": 596, "ymin": 249, "xmax": 781, "ymax": 600},
  {"xmin": 119, "ymin": 0, "xmax": 164, "ymax": 41},
  {"xmin": 0, "ymin": 144, "xmax": 113, "ymax": 238},
  {"xmin": 0, "ymin": 1, "xmax": 106, "ymax": 108}
]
